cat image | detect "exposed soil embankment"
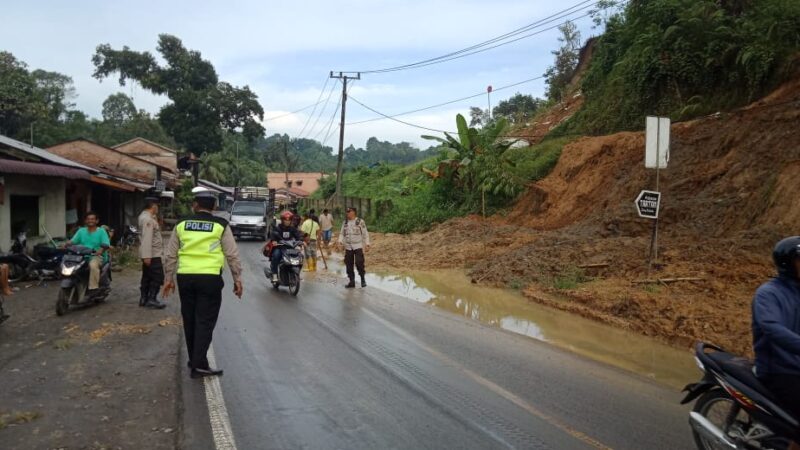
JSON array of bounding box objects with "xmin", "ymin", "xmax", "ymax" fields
[{"xmin": 371, "ymin": 75, "xmax": 800, "ymax": 356}]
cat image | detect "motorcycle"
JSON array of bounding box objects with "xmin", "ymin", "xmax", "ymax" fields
[
  {"xmin": 56, "ymin": 245, "xmax": 112, "ymax": 316},
  {"xmin": 0, "ymin": 294, "xmax": 8, "ymax": 325},
  {"xmin": 263, "ymin": 239, "xmax": 304, "ymax": 296},
  {"xmin": 118, "ymin": 224, "xmax": 139, "ymax": 250},
  {"xmin": 0, "ymin": 231, "xmax": 66, "ymax": 282},
  {"xmin": 681, "ymin": 342, "xmax": 799, "ymax": 449}
]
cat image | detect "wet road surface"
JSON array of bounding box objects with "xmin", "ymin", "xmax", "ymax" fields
[{"xmin": 180, "ymin": 242, "xmax": 693, "ymax": 449}]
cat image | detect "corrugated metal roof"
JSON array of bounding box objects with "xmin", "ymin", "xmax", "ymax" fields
[
  {"xmin": 0, "ymin": 159, "xmax": 91, "ymax": 179},
  {"xmin": 0, "ymin": 134, "xmax": 95, "ymax": 171},
  {"xmin": 199, "ymin": 179, "xmax": 234, "ymax": 194}
]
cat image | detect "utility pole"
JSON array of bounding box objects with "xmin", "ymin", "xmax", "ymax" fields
[{"xmin": 330, "ymin": 71, "xmax": 360, "ymax": 209}]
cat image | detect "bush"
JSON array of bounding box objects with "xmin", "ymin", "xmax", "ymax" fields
[
  {"xmin": 561, "ymin": 0, "xmax": 800, "ymax": 136},
  {"xmin": 506, "ymin": 136, "xmax": 576, "ymax": 182}
]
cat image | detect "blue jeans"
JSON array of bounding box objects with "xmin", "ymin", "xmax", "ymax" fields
[
  {"xmin": 271, "ymin": 248, "xmax": 283, "ymax": 275},
  {"xmin": 322, "ymin": 229, "xmax": 332, "ymax": 242}
]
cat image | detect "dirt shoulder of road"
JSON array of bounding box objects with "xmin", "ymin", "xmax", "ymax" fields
[{"xmin": 0, "ymin": 268, "xmax": 183, "ymax": 450}]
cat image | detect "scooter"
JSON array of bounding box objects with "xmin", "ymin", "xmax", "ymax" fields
[
  {"xmin": 0, "ymin": 231, "xmax": 66, "ymax": 282},
  {"xmin": 56, "ymin": 245, "xmax": 112, "ymax": 316},
  {"xmin": 681, "ymin": 342, "xmax": 799, "ymax": 449},
  {"xmin": 118, "ymin": 224, "xmax": 139, "ymax": 250},
  {"xmin": 263, "ymin": 239, "xmax": 304, "ymax": 296}
]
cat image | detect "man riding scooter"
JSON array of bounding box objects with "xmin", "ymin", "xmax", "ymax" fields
[
  {"xmin": 264, "ymin": 211, "xmax": 303, "ymax": 283},
  {"xmin": 753, "ymin": 236, "xmax": 800, "ymax": 449},
  {"xmin": 64, "ymin": 211, "xmax": 110, "ymax": 296}
]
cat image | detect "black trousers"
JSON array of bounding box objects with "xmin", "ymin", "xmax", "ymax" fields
[
  {"xmin": 345, "ymin": 249, "xmax": 365, "ymax": 281},
  {"xmin": 177, "ymin": 274, "xmax": 224, "ymax": 370},
  {"xmin": 140, "ymin": 257, "xmax": 165, "ymax": 295}
]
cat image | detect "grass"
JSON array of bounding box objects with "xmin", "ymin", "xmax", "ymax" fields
[
  {"xmin": 53, "ymin": 338, "xmax": 73, "ymax": 350},
  {"xmin": 111, "ymin": 247, "xmax": 139, "ymax": 269},
  {"xmin": 549, "ymin": 266, "xmax": 588, "ymax": 290},
  {"xmin": 506, "ymin": 136, "xmax": 577, "ymax": 182}
]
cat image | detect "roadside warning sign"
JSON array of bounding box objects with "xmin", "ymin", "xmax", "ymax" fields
[{"xmin": 635, "ymin": 190, "xmax": 661, "ymax": 219}]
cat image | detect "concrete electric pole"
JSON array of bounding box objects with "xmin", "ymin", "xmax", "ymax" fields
[{"xmin": 329, "ymin": 71, "xmax": 360, "ymax": 208}]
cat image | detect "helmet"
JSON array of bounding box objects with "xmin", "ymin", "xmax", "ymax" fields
[
  {"xmin": 773, "ymin": 236, "xmax": 800, "ymax": 278},
  {"xmin": 280, "ymin": 211, "xmax": 293, "ymax": 221},
  {"xmin": 191, "ymin": 186, "xmax": 217, "ymax": 200}
]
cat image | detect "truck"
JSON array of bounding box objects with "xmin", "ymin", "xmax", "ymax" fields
[{"xmin": 229, "ymin": 187, "xmax": 274, "ymax": 241}]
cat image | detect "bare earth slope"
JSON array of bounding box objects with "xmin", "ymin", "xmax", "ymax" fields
[{"xmin": 371, "ymin": 75, "xmax": 800, "ymax": 356}]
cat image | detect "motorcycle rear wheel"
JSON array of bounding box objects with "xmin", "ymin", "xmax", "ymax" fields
[
  {"xmin": 288, "ymin": 272, "xmax": 300, "ymax": 296},
  {"xmin": 56, "ymin": 286, "xmax": 74, "ymax": 316},
  {"xmin": 7, "ymin": 263, "xmax": 26, "ymax": 283}
]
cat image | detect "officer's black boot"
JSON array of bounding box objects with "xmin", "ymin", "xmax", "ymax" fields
[
  {"xmin": 139, "ymin": 286, "xmax": 147, "ymax": 307},
  {"xmin": 144, "ymin": 287, "xmax": 166, "ymax": 309},
  {"xmin": 360, "ymin": 275, "xmax": 367, "ymax": 287},
  {"xmin": 345, "ymin": 278, "xmax": 356, "ymax": 288}
]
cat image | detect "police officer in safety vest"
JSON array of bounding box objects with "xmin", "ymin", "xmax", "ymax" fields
[{"xmin": 162, "ymin": 187, "xmax": 243, "ymax": 379}]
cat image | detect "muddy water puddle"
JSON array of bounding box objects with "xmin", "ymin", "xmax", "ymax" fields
[{"xmin": 363, "ymin": 268, "xmax": 698, "ymax": 389}]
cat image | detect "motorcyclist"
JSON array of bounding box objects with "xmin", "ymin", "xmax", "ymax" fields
[
  {"xmin": 64, "ymin": 211, "xmax": 110, "ymax": 295},
  {"xmin": 753, "ymin": 236, "xmax": 800, "ymax": 432},
  {"xmin": 265, "ymin": 211, "xmax": 303, "ymax": 283}
]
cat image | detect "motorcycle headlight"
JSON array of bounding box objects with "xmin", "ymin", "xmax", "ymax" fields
[
  {"xmin": 287, "ymin": 257, "xmax": 302, "ymax": 265},
  {"xmin": 61, "ymin": 265, "xmax": 77, "ymax": 277}
]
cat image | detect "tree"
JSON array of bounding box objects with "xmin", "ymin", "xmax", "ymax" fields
[
  {"xmin": 0, "ymin": 52, "xmax": 39, "ymax": 137},
  {"xmin": 91, "ymin": 34, "xmax": 265, "ymax": 154},
  {"xmin": 492, "ymin": 93, "xmax": 546, "ymax": 124},
  {"xmin": 101, "ymin": 93, "xmax": 136, "ymax": 125},
  {"xmin": 422, "ymin": 114, "xmax": 522, "ymax": 206},
  {"xmin": 468, "ymin": 106, "xmax": 490, "ymax": 127},
  {"xmin": 544, "ymin": 21, "xmax": 581, "ymax": 103}
]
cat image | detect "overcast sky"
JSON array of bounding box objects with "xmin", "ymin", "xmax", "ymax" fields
[{"xmin": 3, "ymin": 0, "xmax": 603, "ymax": 149}]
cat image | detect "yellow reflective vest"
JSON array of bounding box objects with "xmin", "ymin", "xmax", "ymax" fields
[{"xmin": 175, "ymin": 214, "xmax": 227, "ymax": 275}]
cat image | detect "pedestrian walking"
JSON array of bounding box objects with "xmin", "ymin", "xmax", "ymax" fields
[
  {"xmin": 162, "ymin": 188, "xmax": 243, "ymax": 379},
  {"xmin": 138, "ymin": 197, "xmax": 166, "ymax": 309},
  {"xmin": 319, "ymin": 209, "xmax": 334, "ymax": 255},
  {"xmin": 338, "ymin": 207, "xmax": 370, "ymax": 288},
  {"xmin": 300, "ymin": 212, "xmax": 321, "ymax": 271}
]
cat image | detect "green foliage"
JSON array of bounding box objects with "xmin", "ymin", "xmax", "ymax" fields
[
  {"xmin": 549, "ymin": 266, "xmax": 588, "ymax": 290},
  {"xmin": 492, "ymin": 93, "xmax": 546, "ymax": 124},
  {"xmin": 200, "ymin": 132, "xmax": 266, "ymax": 186},
  {"xmin": 423, "ymin": 114, "xmax": 524, "ymax": 204},
  {"xmin": 92, "ymin": 34, "xmax": 265, "ymax": 153},
  {"xmin": 506, "ymin": 136, "xmax": 575, "ymax": 181},
  {"xmin": 345, "ymin": 137, "xmax": 438, "ymax": 167},
  {"xmin": 562, "ymin": 0, "xmax": 800, "ymax": 135},
  {"xmin": 174, "ymin": 179, "xmax": 195, "ymax": 218},
  {"xmin": 544, "ymin": 21, "xmax": 582, "ymax": 102}
]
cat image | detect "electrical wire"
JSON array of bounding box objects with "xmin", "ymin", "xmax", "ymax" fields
[
  {"xmin": 263, "ymin": 96, "xmax": 330, "ymax": 122},
  {"xmin": 343, "ymin": 0, "xmax": 601, "ymax": 74},
  {"xmin": 347, "ymin": 75, "xmax": 544, "ymax": 125},
  {"xmin": 348, "ymin": 95, "xmax": 455, "ymax": 134},
  {"xmin": 301, "ymin": 79, "xmax": 340, "ymax": 140},
  {"xmin": 312, "ymin": 90, "xmax": 343, "ymax": 142},
  {"xmin": 296, "ymin": 77, "xmax": 330, "ymax": 136}
]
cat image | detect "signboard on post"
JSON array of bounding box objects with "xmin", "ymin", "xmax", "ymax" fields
[
  {"xmin": 645, "ymin": 116, "xmax": 670, "ymax": 169},
  {"xmin": 635, "ymin": 190, "xmax": 661, "ymax": 219}
]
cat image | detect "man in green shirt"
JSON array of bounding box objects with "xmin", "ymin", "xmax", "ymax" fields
[{"xmin": 66, "ymin": 211, "xmax": 110, "ymax": 293}]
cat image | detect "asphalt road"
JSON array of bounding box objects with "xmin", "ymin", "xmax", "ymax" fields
[{"xmin": 180, "ymin": 241, "xmax": 694, "ymax": 450}]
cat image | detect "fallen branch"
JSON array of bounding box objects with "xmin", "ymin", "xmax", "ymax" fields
[{"xmin": 632, "ymin": 277, "xmax": 704, "ymax": 285}]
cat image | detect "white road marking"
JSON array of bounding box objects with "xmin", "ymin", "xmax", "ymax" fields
[{"xmin": 204, "ymin": 346, "xmax": 238, "ymax": 450}]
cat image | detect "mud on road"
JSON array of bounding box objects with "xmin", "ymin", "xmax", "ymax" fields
[{"xmin": 0, "ymin": 269, "xmax": 182, "ymax": 450}]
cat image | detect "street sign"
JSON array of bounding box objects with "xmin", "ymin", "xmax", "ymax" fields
[
  {"xmin": 154, "ymin": 180, "xmax": 166, "ymax": 192},
  {"xmin": 645, "ymin": 116, "xmax": 670, "ymax": 169},
  {"xmin": 635, "ymin": 190, "xmax": 661, "ymax": 219}
]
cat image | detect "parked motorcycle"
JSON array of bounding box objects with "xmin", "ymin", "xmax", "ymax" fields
[
  {"xmin": 682, "ymin": 342, "xmax": 799, "ymax": 449},
  {"xmin": 0, "ymin": 294, "xmax": 8, "ymax": 325},
  {"xmin": 56, "ymin": 245, "xmax": 112, "ymax": 316},
  {"xmin": 118, "ymin": 224, "xmax": 139, "ymax": 250},
  {"xmin": 263, "ymin": 240, "xmax": 304, "ymax": 296},
  {"xmin": 0, "ymin": 231, "xmax": 66, "ymax": 282}
]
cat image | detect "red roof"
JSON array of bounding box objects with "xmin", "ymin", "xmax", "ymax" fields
[{"xmin": 0, "ymin": 159, "xmax": 90, "ymax": 179}]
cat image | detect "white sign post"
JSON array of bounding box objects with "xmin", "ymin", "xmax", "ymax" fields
[{"xmin": 643, "ymin": 116, "xmax": 670, "ymax": 269}]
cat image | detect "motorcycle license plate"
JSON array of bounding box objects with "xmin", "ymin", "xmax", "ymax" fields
[
  {"xmin": 64, "ymin": 254, "xmax": 83, "ymax": 262},
  {"xmin": 241, "ymin": 231, "xmax": 250, "ymax": 235}
]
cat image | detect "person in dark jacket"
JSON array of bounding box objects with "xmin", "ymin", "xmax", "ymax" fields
[
  {"xmin": 265, "ymin": 210, "xmax": 303, "ymax": 282},
  {"xmin": 753, "ymin": 236, "xmax": 800, "ymax": 422}
]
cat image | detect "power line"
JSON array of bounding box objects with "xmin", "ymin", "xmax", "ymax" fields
[
  {"xmin": 347, "ymin": 75, "xmax": 544, "ymax": 125},
  {"xmin": 263, "ymin": 96, "xmax": 330, "ymax": 122},
  {"xmin": 296, "ymin": 77, "xmax": 330, "ymax": 136},
  {"xmin": 322, "ymin": 80, "xmax": 356, "ymax": 146},
  {"xmin": 342, "ymin": 0, "xmax": 600, "ymax": 74},
  {"xmin": 312, "ymin": 90, "xmax": 343, "ymax": 142},
  {"xmin": 301, "ymin": 79, "xmax": 340, "ymax": 140},
  {"xmin": 348, "ymin": 95, "xmax": 454, "ymax": 134}
]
